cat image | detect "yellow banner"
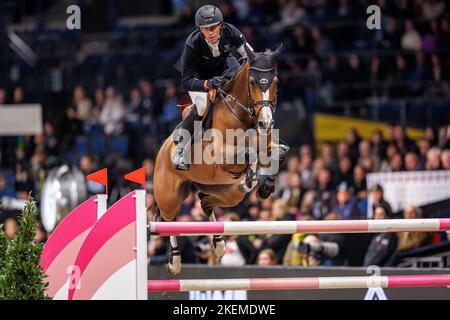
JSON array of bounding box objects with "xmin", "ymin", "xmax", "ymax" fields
[{"xmin": 314, "ymin": 113, "xmax": 424, "ymax": 143}]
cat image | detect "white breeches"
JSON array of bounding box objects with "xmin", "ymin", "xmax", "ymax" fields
[{"xmin": 188, "ymin": 91, "xmax": 209, "ymax": 117}]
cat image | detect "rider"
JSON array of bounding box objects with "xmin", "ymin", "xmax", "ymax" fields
[
  {"xmin": 172, "ymin": 4, "xmax": 251, "ymax": 171},
  {"xmin": 172, "ymin": 4, "xmax": 289, "ymax": 199}
]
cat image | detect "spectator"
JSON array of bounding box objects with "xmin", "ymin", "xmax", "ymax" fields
[
  {"xmin": 351, "ymin": 164, "xmax": 367, "ymax": 200},
  {"xmin": 98, "ymin": 86, "xmax": 125, "ymax": 136},
  {"xmin": 3, "ymin": 218, "xmax": 18, "ymax": 240},
  {"xmin": 438, "ymin": 17, "xmax": 450, "ymax": 49},
  {"xmin": 312, "ymin": 168, "xmax": 334, "ymax": 219},
  {"xmin": 220, "ymin": 212, "xmax": 256, "ymax": 266},
  {"xmin": 311, "ymin": 27, "xmax": 333, "ymax": 58},
  {"xmin": 320, "ymin": 141, "xmax": 337, "ymax": 172},
  {"xmin": 345, "ymin": 128, "xmax": 361, "ymax": 163},
  {"xmin": 424, "ymin": 126, "xmax": 438, "ymax": 146},
  {"xmin": 333, "ymin": 181, "xmax": 360, "ymax": 220},
  {"xmin": 391, "ymin": 125, "xmax": 418, "ymax": 155},
  {"xmin": 420, "ymin": 0, "xmax": 446, "ymax": 21},
  {"xmin": 358, "ymin": 139, "xmax": 380, "ymax": 171},
  {"xmin": 379, "ymin": 17, "xmax": 401, "ymax": 50},
  {"xmin": 278, "ymin": 155, "xmax": 299, "ymax": 191},
  {"xmin": 369, "ymin": 55, "xmax": 387, "ymax": 97},
  {"xmin": 335, "ymin": 156, "xmax": 353, "ymax": 186},
  {"xmin": 404, "ymin": 152, "xmax": 420, "ymax": 171},
  {"xmin": 72, "ymin": 85, "xmax": 93, "ymax": 122},
  {"xmin": 371, "ymin": 129, "xmax": 387, "ymax": 161},
  {"xmin": 0, "ymin": 88, "xmax": 7, "ymax": 104},
  {"xmin": 276, "ymin": 0, "xmax": 306, "ymax": 30},
  {"xmin": 14, "ymin": 161, "xmax": 34, "ymax": 194},
  {"xmin": 421, "ymin": 19, "xmax": 440, "ymax": 53},
  {"xmin": 387, "ymin": 153, "xmax": 403, "ymax": 171},
  {"xmin": 90, "ymin": 88, "xmax": 105, "ymax": 124},
  {"xmin": 425, "ymin": 147, "xmax": 442, "ymax": 170},
  {"xmin": 257, "ymin": 248, "xmax": 278, "ymax": 266},
  {"xmin": 370, "ymin": 184, "xmax": 394, "ymax": 218},
  {"xmin": 256, "ymin": 199, "xmax": 292, "ymax": 263},
  {"xmin": 418, "ymin": 138, "xmax": 432, "ymax": 168},
  {"xmin": 33, "ymin": 222, "xmax": 48, "ymax": 244},
  {"xmin": 124, "ymin": 87, "xmax": 142, "ymax": 125},
  {"xmin": 139, "ymin": 80, "xmax": 158, "ymax": 132},
  {"xmin": 401, "ymin": 20, "xmax": 422, "ymax": 51},
  {"xmin": 298, "ymin": 145, "xmax": 315, "ymax": 189},
  {"xmin": 441, "ymin": 149, "xmax": 450, "ymax": 170},
  {"xmin": 393, "ymin": 206, "xmax": 433, "ymax": 256},
  {"xmin": 279, "ymin": 172, "xmax": 303, "ymax": 214},
  {"xmin": 318, "ymin": 212, "xmax": 347, "ymax": 266},
  {"xmin": 363, "ymin": 205, "xmax": 398, "ymax": 266},
  {"xmin": 13, "ymin": 86, "xmax": 25, "ymax": 104},
  {"xmin": 159, "ymin": 83, "xmax": 180, "ymax": 137}
]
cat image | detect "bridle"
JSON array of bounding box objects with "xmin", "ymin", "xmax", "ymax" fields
[{"xmin": 216, "ymin": 61, "xmax": 277, "ymax": 126}]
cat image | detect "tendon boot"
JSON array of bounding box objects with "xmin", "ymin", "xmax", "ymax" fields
[
  {"xmin": 172, "ymin": 104, "xmax": 202, "ymax": 171},
  {"xmin": 256, "ymin": 143, "xmax": 290, "ymax": 200}
]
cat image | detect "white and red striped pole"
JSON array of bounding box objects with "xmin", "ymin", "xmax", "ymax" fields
[
  {"xmin": 147, "ymin": 274, "xmax": 450, "ymax": 292},
  {"xmin": 149, "ymin": 218, "xmax": 450, "ymax": 236}
]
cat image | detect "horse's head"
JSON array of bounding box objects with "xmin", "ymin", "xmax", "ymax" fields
[{"xmin": 245, "ymin": 44, "xmax": 282, "ymax": 135}]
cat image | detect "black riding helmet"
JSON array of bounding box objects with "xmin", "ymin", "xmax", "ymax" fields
[{"xmin": 195, "ymin": 5, "xmax": 223, "ymax": 28}]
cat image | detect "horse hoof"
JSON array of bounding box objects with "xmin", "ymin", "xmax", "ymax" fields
[
  {"xmin": 212, "ymin": 236, "xmax": 226, "ymax": 259},
  {"xmin": 167, "ymin": 256, "xmax": 182, "ymax": 276},
  {"xmin": 167, "ymin": 263, "xmax": 181, "ymax": 276}
]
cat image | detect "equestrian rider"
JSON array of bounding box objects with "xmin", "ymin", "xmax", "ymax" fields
[{"xmin": 172, "ymin": 5, "xmax": 289, "ymax": 199}]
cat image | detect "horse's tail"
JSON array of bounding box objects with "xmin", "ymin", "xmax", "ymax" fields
[{"xmin": 150, "ymin": 202, "xmax": 161, "ymax": 222}]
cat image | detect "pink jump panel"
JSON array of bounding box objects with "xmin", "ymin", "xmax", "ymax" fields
[
  {"xmin": 68, "ymin": 191, "xmax": 137, "ymax": 300},
  {"xmin": 41, "ymin": 196, "xmax": 99, "ymax": 272}
]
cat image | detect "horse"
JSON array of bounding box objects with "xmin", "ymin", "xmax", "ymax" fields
[{"xmin": 153, "ymin": 44, "xmax": 284, "ymax": 275}]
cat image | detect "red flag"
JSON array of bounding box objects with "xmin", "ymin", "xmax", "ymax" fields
[
  {"xmin": 124, "ymin": 167, "xmax": 146, "ymax": 188},
  {"xmin": 86, "ymin": 168, "xmax": 108, "ymax": 194}
]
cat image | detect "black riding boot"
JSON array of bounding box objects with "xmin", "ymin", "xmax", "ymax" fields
[
  {"xmin": 256, "ymin": 143, "xmax": 290, "ymax": 200},
  {"xmin": 172, "ymin": 104, "xmax": 202, "ymax": 171}
]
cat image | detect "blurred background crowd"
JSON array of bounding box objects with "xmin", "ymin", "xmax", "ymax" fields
[{"xmin": 0, "ymin": 0, "xmax": 449, "ymax": 268}]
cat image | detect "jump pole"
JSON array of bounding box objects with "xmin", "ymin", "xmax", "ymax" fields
[
  {"xmin": 148, "ymin": 274, "xmax": 450, "ymax": 292},
  {"xmin": 149, "ymin": 219, "xmax": 450, "ymax": 236}
]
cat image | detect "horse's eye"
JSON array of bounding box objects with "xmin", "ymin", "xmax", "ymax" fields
[{"xmin": 250, "ymin": 78, "xmax": 256, "ymax": 85}]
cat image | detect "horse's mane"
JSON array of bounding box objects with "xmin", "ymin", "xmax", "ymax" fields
[{"xmin": 221, "ymin": 61, "xmax": 249, "ymax": 91}]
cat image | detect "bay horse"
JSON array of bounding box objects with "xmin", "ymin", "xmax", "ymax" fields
[{"xmin": 153, "ymin": 45, "xmax": 284, "ymax": 275}]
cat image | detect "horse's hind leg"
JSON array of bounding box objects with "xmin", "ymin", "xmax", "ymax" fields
[
  {"xmin": 198, "ymin": 184, "xmax": 246, "ymax": 259},
  {"xmin": 154, "ymin": 151, "xmax": 190, "ymax": 275},
  {"xmin": 150, "ymin": 204, "xmax": 182, "ymax": 275}
]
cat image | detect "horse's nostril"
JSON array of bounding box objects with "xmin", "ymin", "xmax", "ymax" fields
[{"xmin": 258, "ymin": 121, "xmax": 264, "ymax": 128}]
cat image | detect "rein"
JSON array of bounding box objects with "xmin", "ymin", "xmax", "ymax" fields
[{"xmin": 216, "ymin": 64, "xmax": 277, "ymax": 126}]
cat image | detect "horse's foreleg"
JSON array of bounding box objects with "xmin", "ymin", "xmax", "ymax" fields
[
  {"xmin": 238, "ymin": 148, "xmax": 258, "ymax": 193},
  {"xmin": 208, "ymin": 211, "xmax": 225, "ymax": 259},
  {"xmin": 167, "ymin": 236, "xmax": 182, "ymax": 276}
]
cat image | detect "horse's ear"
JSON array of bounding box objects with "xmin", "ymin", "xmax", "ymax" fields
[
  {"xmin": 272, "ymin": 43, "xmax": 283, "ymax": 62},
  {"xmin": 244, "ymin": 43, "xmax": 256, "ymax": 62}
]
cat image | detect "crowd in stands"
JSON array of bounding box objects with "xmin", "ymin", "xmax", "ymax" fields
[{"xmin": 1, "ymin": 1, "xmax": 450, "ymax": 268}]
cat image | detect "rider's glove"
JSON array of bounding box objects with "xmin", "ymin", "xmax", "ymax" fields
[{"xmin": 206, "ymin": 76, "xmax": 223, "ymax": 89}]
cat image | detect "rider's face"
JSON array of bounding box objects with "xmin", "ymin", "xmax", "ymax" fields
[{"xmin": 200, "ymin": 23, "xmax": 221, "ymax": 44}]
